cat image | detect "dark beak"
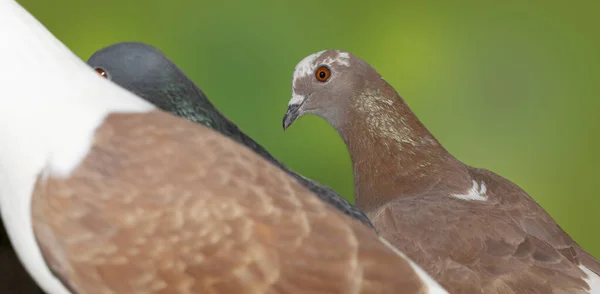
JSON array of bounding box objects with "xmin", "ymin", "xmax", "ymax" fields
[{"xmin": 282, "ymin": 103, "xmax": 301, "ymax": 130}]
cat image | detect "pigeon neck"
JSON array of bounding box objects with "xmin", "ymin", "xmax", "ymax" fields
[
  {"xmin": 338, "ymin": 81, "xmax": 469, "ymax": 214},
  {"xmin": 157, "ymin": 77, "xmax": 285, "ymax": 167},
  {"xmin": 153, "ymin": 75, "xmax": 223, "ymax": 127}
]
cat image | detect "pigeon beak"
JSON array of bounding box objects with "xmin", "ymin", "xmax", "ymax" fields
[
  {"xmin": 283, "ymin": 103, "xmax": 301, "ymax": 131},
  {"xmin": 283, "ymin": 93, "xmax": 307, "ymax": 130}
]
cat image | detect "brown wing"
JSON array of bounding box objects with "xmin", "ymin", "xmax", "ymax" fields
[
  {"xmin": 31, "ymin": 111, "xmax": 431, "ymax": 294},
  {"xmin": 371, "ymin": 167, "xmax": 599, "ymax": 294},
  {"xmin": 0, "ymin": 219, "xmax": 44, "ymax": 294}
]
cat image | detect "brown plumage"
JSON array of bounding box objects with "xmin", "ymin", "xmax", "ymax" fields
[
  {"xmin": 30, "ymin": 110, "xmax": 443, "ymax": 294},
  {"xmin": 283, "ymin": 49, "xmax": 600, "ymax": 293}
]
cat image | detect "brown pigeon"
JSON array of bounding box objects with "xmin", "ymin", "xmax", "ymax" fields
[
  {"xmin": 0, "ymin": 2, "xmax": 446, "ymax": 293},
  {"xmin": 283, "ymin": 49, "xmax": 600, "ymax": 293}
]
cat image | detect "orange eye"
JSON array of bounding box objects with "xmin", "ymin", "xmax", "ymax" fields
[
  {"xmin": 315, "ymin": 66, "xmax": 331, "ymax": 82},
  {"xmin": 95, "ymin": 67, "xmax": 108, "ymax": 78}
]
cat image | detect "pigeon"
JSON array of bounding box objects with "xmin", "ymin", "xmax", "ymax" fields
[
  {"xmin": 0, "ymin": 220, "xmax": 45, "ymax": 293},
  {"xmin": 0, "ymin": 2, "xmax": 447, "ymax": 293},
  {"xmin": 85, "ymin": 42, "xmax": 375, "ymax": 230},
  {"xmin": 282, "ymin": 49, "xmax": 600, "ymax": 293}
]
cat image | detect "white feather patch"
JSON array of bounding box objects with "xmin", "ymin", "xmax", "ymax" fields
[
  {"xmin": 320, "ymin": 51, "xmax": 352, "ymax": 68},
  {"xmin": 452, "ymin": 180, "xmax": 488, "ymax": 201},
  {"xmin": 336, "ymin": 51, "xmax": 351, "ymax": 66},
  {"xmin": 378, "ymin": 237, "xmax": 448, "ymax": 294},
  {"xmin": 292, "ymin": 50, "xmax": 326, "ymax": 88},
  {"xmin": 580, "ymin": 265, "xmax": 600, "ymax": 294}
]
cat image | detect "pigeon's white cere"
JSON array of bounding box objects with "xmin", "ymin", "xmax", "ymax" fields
[
  {"xmin": 452, "ymin": 180, "xmax": 488, "ymax": 201},
  {"xmin": 288, "ymin": 94, "xmax": 306, "ymax": 107},
  {"xmin": 0, "ymin": 1, "xmax": 154, "ymax": 293},
  {"xmin": 580, "ymin": 265, "xmax": 600, "ymax": 294},
  {"xmin": 378, "ymin": 237, "xmax": 448, "ymax": 294}
]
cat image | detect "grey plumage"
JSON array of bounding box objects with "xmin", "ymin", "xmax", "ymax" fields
[{"xmin": 86, "ymin": 42, "xmax": 374, "ymax": 229}]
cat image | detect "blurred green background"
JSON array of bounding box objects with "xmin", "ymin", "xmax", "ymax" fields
[{"xmin": 18, "ymin": 0, "xmax": 600, "ymax": 257}]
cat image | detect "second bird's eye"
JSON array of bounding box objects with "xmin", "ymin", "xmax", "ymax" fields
[
  {"xmin": 315, "ymin": 66, "xmax": 331, "ymax": 82},
  {"xmin": 95, "ymin": 67, "xmax": 108, "ymax": 79}
]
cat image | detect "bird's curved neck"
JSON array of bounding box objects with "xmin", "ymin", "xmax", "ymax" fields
[
  {"xmin": 160, "ymin": 80, "xmax": 288, "ymax": 170},
  {"xmin": 337, "ymin": 81, "xmax": 467, "ymax": 214}
]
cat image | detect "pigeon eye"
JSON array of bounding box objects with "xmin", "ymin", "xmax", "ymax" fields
[
  {"xmin": 315, "ymin": 66, "xmax": 331, "ymax": 82},
  {"xmin": 95, "ymin": 67, "xmax": 108, "ymax": 79}
]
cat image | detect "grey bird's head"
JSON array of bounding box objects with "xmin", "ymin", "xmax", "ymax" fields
[
  {"xmin": 87, "ymin": 42, "xmax": 225, "ymax": 129},
  {"xmin": 282, "ymin": 49, "xmax": 377, "ymax": 131},
  {"xmin": 88, "ymin": 42, "xmax": 183, "ymax": 108}
]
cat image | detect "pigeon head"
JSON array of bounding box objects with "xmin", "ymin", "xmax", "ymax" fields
[
  {"xmin": 88, "ymin": 42, "xmax": 173, "ymax": 89},
  {"xmin": 283, "ymin": 49, "xmax": 377, "ymax": 130},
  {"xmin": 88, "ymin": 42, "xmax": 207, "ymax": 112},
  {"xmin": 87, "ymin": 42, "xmax": 228, "ymax": 128}
]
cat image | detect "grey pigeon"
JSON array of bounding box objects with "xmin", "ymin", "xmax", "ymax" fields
[
  {"xmin": 86, "ymin": 42, "xmax": 374, "ymax": 229},
  {"xmin": 282, "ymin": 49, "xmax": 600, "ymax": 293}
]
